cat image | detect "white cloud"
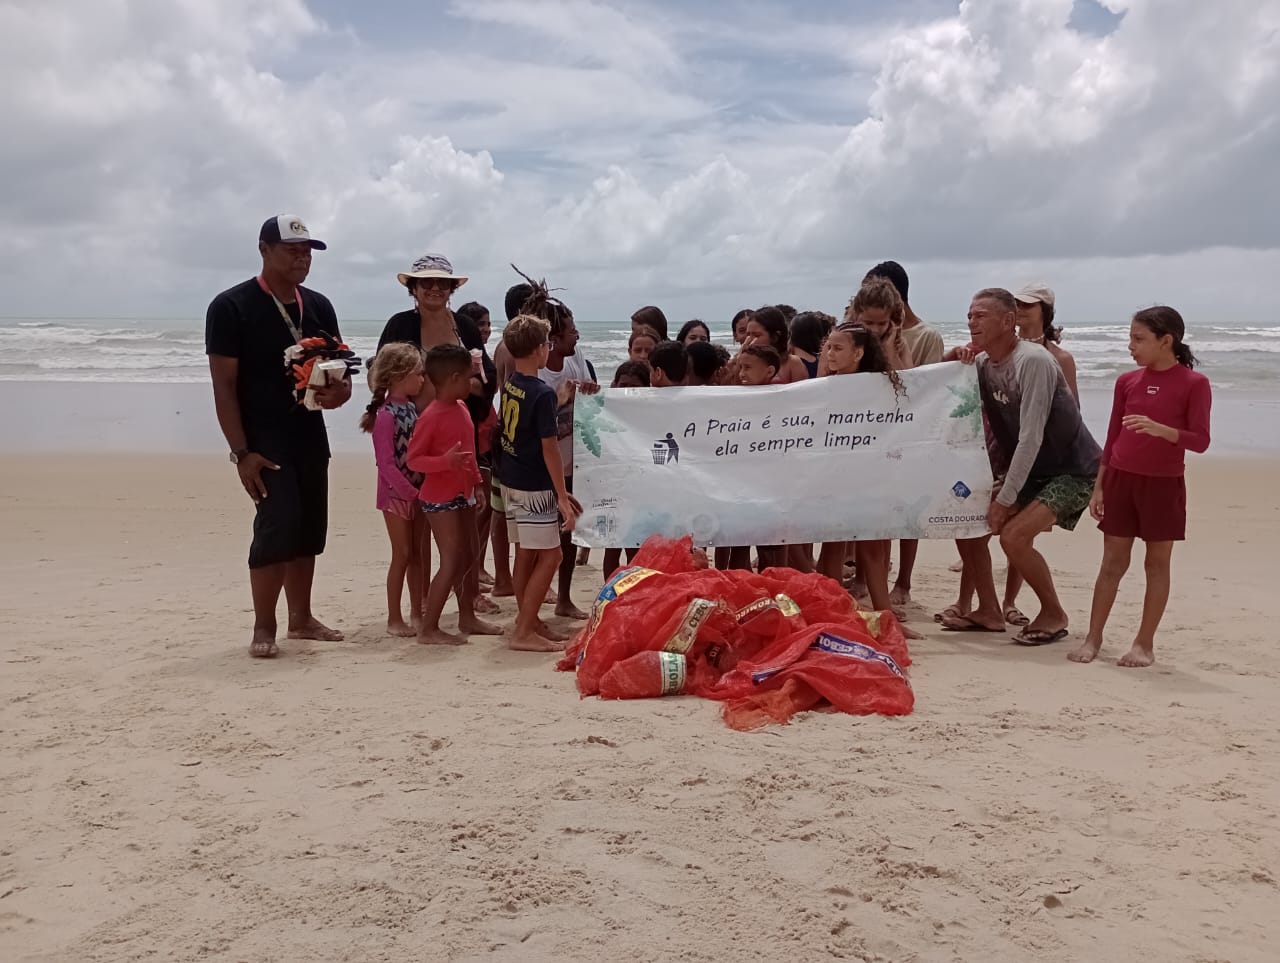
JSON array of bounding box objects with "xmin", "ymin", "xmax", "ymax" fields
[{"xmin": 0, "ymin": 0, "xmax": 1277, "ymax": 324}]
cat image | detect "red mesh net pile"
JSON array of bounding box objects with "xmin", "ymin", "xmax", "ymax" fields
[{"xmin": 557, "ymin": 537, "xmax": 914, "ymax": 729}]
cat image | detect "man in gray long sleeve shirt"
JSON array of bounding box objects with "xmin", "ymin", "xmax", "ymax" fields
[{"xmin": 966, "ymin": 288, "xmax": 1100, "ymax": 644}]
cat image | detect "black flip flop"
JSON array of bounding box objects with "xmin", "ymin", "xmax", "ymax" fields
[{"xmin": 1013, "ymin": 628, "xmax": 1069, "ymax": 646}]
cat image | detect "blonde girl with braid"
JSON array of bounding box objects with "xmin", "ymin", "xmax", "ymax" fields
[{"xmin": 360, "ymin": 343, "xmax": 427, "ymax": 637}]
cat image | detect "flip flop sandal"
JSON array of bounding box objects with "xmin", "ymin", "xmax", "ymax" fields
[
  {"xmin": 1004, "ymin": 605, "xmax": 1030, "ymax": 627},
  {"xmin": 934, "ymin": 605, "xmax": 963, "ymax": 623},
  {"xmin": 1013, "ymin": 628, "xmax": 1069, "ymax": 646}
]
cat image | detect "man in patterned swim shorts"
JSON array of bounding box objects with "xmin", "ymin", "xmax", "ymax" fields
[{"xmin": 964, "ymin": 287, "xmax": 1101, "ymax": 646}]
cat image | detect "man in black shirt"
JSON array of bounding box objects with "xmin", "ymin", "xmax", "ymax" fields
[{"xmin": 206, "ymin": 215, "xmax": 352, "ymax": 658}]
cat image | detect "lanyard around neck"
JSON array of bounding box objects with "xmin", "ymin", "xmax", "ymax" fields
[{"xmin": 257, "ymin": 275, "xmax": 304, "ymax": 343}]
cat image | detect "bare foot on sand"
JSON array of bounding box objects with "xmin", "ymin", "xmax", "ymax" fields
[
  {"xmin": 249, "ymin": 628, "xmax": 279, "ymax": 659},
  {"xmin": 554, "ymin": 602, "xmax": 589, "ymax": 621},
  {"xmin": 387, "ymin": 620, "xmax": 416, "ymax": 638},
  {"xmin": 492, "ymin": 582, "xmax": 516, "ymax": 599},
  {"xmin": 901, "ymin": 624, "xmax": 924, "ymax": 640},
  {"xmin": 506, "ymin": 629, "xmax": 566, "ymax": 652},
  {"xmin": 889, "ymin": 585, "xmax": 912, "ymax": 606},
  {"xmin": 537, "ymin": 620, "xmax": 571, "ymax": 643},
  {"xmin": 1118, "ymin": 642, "xmax": 1155, "ymax": 668},
  {"xmin": 473, "ymin": 594, "xmax": 501, "ymax": 615},
  {"xmin": 287, "ymin": 617, "xmax": 344, "ymax": 642},
  {"xmin": 1067, "ymin": 638, "xmax": 1103, "ymax": 663},
  {"xmin": 416, "ymin": 628, "xmax": 467, "ymax": 646},
  {"xmin": 458, "ymin": 616, "xmax": 503, "ymax": 636}
]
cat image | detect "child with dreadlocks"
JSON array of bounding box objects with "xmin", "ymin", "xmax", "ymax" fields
[{"xmin": 532, "ymin": 285, "xmax": 599, "ymax": 620}]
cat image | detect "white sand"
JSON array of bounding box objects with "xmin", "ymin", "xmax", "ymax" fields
[{"xmin": 2, "ymin": 454, "xmax": 1277, "ymax": 961}]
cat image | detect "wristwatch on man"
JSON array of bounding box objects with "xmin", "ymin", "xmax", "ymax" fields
[{"xmin": 230, "ymin": 448, "xmax": 250, "ymax": 464}]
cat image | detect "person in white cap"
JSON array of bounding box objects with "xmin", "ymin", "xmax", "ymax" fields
[
  {"xmin": 995, "ymin": 283, "xmax": 1081, "ymax": 626},
  {"xmin": 206, "ymin": 215, "xmax": 351, "ymax": 658},
  {"xmin": 1014, "ymin": 283, "xmax": 1078, "ymax": 399}
]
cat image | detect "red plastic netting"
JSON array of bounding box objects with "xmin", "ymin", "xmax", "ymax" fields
[{"xmin": 556, "ymin": 537, "xmax": 913, "ymax": 728}]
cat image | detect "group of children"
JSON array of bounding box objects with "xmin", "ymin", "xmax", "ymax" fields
[{"xmin": 362, "ymin": 260, "xmax": 1211, "ymax": 668}]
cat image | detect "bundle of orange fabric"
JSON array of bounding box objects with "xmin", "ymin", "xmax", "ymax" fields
[
  {"xmin": 283, "ymin": 333, "xmax": 361, "ymax": 403},
  {"xmin": 556, "ymin": 537, "xmax": 914, "ymax": 729}
]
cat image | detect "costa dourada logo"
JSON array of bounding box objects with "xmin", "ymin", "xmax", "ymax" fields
[{"xmin": 651, "ymin": 433, "xmax": 680, "ymax": 465}]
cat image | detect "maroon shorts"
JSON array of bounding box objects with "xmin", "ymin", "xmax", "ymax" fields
[{"xmin": 1098, "ymin": 468, "xmax": 1186, "ymax": 542}]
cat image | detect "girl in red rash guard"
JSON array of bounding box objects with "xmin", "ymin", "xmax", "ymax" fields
[{"xmin": 1070, "ymin": 306, "xmax": 1211, "ymax": 668}]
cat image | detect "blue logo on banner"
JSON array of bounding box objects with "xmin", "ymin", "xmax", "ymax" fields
[{"xmin": 952, "ymin": 481, "xmax": 971, "ymax": 499}]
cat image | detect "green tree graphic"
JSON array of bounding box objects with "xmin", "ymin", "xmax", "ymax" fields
[{"xmin": 574, "ymin": 392, "xmax": 625, "ymax": 458}]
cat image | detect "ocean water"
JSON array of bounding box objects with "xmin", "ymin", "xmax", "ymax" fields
[{"xmin": 2, "ymin": 316, "xmax": 1278, "ymax": 392}]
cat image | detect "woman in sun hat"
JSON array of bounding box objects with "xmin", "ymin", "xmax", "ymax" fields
[
  {"xmin": 372, "ymin": 254, "xmax": 501, "ymax": 613},
  {"xmin": 376, "ymin": 253, "xmax": 471, "ymax": 406}
]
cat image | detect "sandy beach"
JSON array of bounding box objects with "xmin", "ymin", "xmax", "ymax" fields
[{"xmin": 3, "ymin": 452, "xmax": 1278, "ymax": 962}]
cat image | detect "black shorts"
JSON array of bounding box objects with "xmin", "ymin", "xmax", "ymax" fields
[{"xmin": 248, "ymin": 457, "xmax": 330, "ymax": 569}]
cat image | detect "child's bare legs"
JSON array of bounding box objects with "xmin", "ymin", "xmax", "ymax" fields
[
  {"xmin": 382, "ymin": 510, "xmax": 418, "ymax": 637},
  {"xmin": 510, "ymin": 546, "xmax": 564, "ymax": 651},
  {"xmin": 713, "ymin": 546, "xmax": 730, "ymax": 570},
  {"xmin": 419, "ymin": 508, "xmax": 483, "ymax": 645},
  {"xmin": 756, "ymin": 545, "xmax": 786, "ymax": 571},
  {"xmin": 858, "ymin": 540, "xmax": 921, "ymax": 639},
  {"xmin": 455, "ymin": 506, "xmax": 502, "ymax": 636},
  {"xmin": 474, "ymin": 467, "xmax": 495, "ymax": 585},
  {"xmin": 555, "ymin": 529, "xmax": 587, "ymax": 619},
  {"xmin": 889, "ymin": 539, "xmax": 918, "ymax": 605},
  {"xmin": 603, "ymin": 547, "xmax": 622, "ymax": 581},
  {"xmin": 1002, "ymin": 566, "xmax": 1028, "ymax": 625},
  {"xmin": 1071, "ymin": 534, "xmax": 1131, "ymax": 663},
  {"xmin": 726, "ymin": 546, "xmax": 752, "ymax": 571},
  {"xmin": 491, "ymin": 499, "xmax": 515, "ymax": 597},
  {"xmin": 818, "ymin": 541, "xmax": 847, "ymax": 582},
  {"xmin": 1120, "ymin": 541, "xmax": 1172, "ymax": 667},
  {"xmin": 787, "ymin": 543, "xmax": 816, "ymax": 574},
  {"xmin": 940, "ymin": 536, "xmax": 1003, "ymax": 630},
  {"xmin": 602, "ymin": 547, "xmax": 638, "ymax": 582}
]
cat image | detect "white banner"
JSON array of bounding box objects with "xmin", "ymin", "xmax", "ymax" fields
[{"xmin": 571, "ymin": 362, "xmax": 994, "ymax": 548}]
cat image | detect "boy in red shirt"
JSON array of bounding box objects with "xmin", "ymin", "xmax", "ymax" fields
[{"xmin": 407, "ymin": 345, "xmax": 500, "ymax": 645}]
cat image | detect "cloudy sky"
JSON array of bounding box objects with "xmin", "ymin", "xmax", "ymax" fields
[{"xmin": 1, "ymin": 0, "xmax": 1277, "ymax": 325}]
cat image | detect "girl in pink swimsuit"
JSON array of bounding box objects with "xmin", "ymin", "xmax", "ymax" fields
[{"xmin": 360, "ymin": 343, "xmax": 427, "ymax": 637}]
